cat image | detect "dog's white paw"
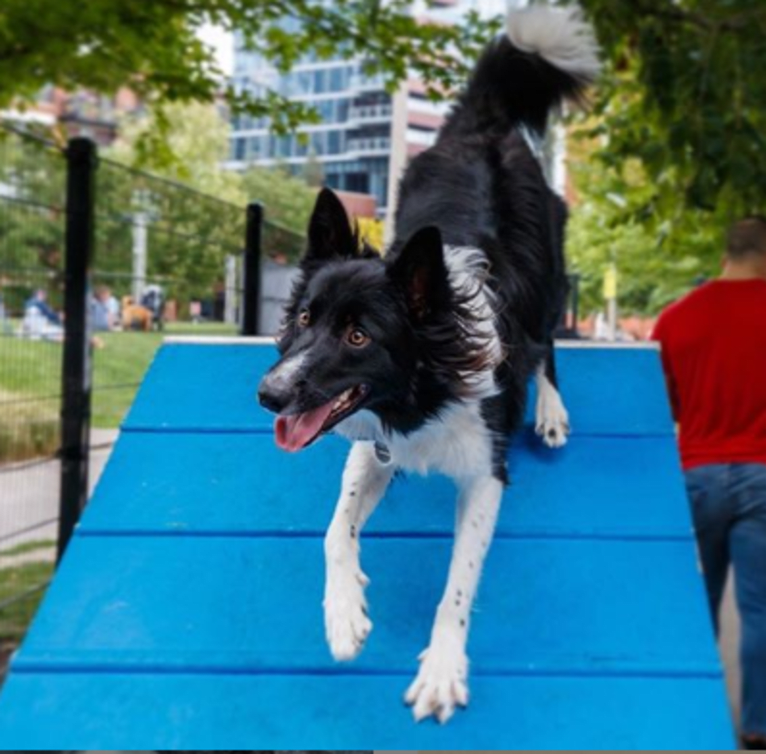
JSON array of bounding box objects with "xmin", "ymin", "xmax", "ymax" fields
[
  {"xmin": 404, "ymin": 638, "xmax": 469, "ymax": 723},
  {"xmin": 535, "ymin": 391, "xmax": 570, "ymax": 448},
  {"xmin": 323, "ymin": 568, "xmax": 372, "ymax": 661},
  {"xmin": 536, "ymin": 411, "xmax": 570, "ymax": 448}
]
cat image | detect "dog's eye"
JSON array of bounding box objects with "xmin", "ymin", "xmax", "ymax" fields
[
  {"xmin": 346, "ymin": 327, "xmax": 370, "ymax": 348},
  {"xmin": 297, "ymin": 309, "xmax": 310, "ymax": 327}
]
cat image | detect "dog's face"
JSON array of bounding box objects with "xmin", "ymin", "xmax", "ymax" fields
[{"xmin": 258, "ymin": 188, "xmax": 461, "ymax": 451}]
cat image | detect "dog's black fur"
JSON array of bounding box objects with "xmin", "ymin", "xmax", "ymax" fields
[{"xmin": 261, "ymin": 33, "xmax": 590, "ymax": 482}]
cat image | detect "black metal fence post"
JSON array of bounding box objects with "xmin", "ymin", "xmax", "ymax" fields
[
  {"xmin": 242, "ymin": 202, "xmax": 263, "ymax": 336},
  {"xmin": 57, "ymin": 137, "xmax": 97, "ymax": 562}
]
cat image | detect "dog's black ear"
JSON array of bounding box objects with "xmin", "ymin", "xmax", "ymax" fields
[
  {"xmin": 305, "ymin": 188, "xmax": 355, "ymax": 262},
  {"xmin": 387, "ymin": 226, "xmax": 450, "ymax": 320}
]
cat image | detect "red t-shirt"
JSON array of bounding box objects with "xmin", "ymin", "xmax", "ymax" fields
[{"xmin": 652, "ymin": 279, "xmax": 766, "ymax": 470}]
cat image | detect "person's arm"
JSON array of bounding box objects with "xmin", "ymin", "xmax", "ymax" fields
[
  {"xmin": 37, "ymin": 300, "xmax": 61, "ymax": 326},
  {"xmin": 651, "ymin": 314, "xmax": 680, "ymax": 422}
]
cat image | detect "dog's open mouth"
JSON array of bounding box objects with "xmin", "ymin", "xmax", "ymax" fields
[{"xmin": 274, "ymin": 384, "xmax": 369, "ymax": 452}]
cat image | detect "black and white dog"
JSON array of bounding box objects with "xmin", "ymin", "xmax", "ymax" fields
[{"xmin": 258, "ymin": 6, "xmax": 599, "ymax": 723}]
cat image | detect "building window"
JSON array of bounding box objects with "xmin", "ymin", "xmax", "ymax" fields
[
  {"xmin": 327, "ymin": 130, "xmax": 341, "ymax": 155},
  {"xmin": 310, "ymin": 131, "xmax": 325, "ymax": 156},
  {"xmin": 345, "ymin": 173, "xmax": 369, "ymax": 193},
  {"xmin": 318, "ymin": 99, "xmax": 334, "ymax": 122},
  {"xmin": 298, "ymin": 71, "xmax": 312, "ymax": 95},
  {"xmin": 330, "ymin": 67, "xmax": 345, "ymax": 92}
]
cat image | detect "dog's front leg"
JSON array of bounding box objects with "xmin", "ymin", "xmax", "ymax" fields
[
  {"xmin": 405, "ymin": 474, "xmax": 503, "ymax": 723},
  {"xmin": 324, "ymin": 441, "xmax": 395, "ymax": 661}
]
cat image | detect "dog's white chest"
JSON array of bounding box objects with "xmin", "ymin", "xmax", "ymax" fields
[{"xmin": 388, "ymin": 402, "xmax": 494, "ymax": 478}]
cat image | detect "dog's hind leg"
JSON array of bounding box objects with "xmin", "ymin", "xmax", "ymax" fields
[
  {"xmin": 405, "ymin": 474, "xmax": 503, "ymax": 723},
  {"xmin": 324, "ymin": 441, "xmax": 395, "ymax": 661},
  {"xmin": 535, "ymin": 342, "xmax": 570, "ymax": 448}
]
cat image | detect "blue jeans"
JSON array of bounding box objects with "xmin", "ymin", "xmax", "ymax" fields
[{"xmin": 685, "ymin": 463, "xmax": 766, "ymax": 737}]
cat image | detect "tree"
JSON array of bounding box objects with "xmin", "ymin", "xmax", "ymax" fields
[
  {"xmin": 0, "ymin": 0, "xmax": 497, "ymax": 140},
  {"xmin": 577, "ymin": 0, "xmax": 766, "ymax": 237},
  {"xmin": 108, "ymin": 101, "xmax": 245, "ymax": 204},
  {"xmin": 0, "ymin": 129, "xmax": 66, "ymax": 311},
  {"xmin": 302, "ymin": 149, "xmax": 324, "ymax": 188},
  {"xmin": 91, "ymin": 102, "xmax": 244, "ymax": 300},
  {"xmin": 108, "ymin": 101, "xmax": 314, "ymax": 265},
  {"xmin": 565, "ymin": 121, "xmax": 723, "ymax": 316},
  {"xmin": 241, "ymin": 162, "xmax": 315, "ymax": 232},
  {"xmin": 562, "ymin": 0, "xmax": 766, "ymax": 314}
]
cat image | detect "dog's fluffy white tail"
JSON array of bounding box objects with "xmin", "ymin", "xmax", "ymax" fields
[
  {"xmin": 506, "ymin": 6, "xmax": 601, "ymax": 85},
  {"xmin": 441, "ymin": 4, "xmax": 600, "ymax": 138}
]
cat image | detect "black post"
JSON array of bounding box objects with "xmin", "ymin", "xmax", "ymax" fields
[
  {"xmin": 242, "ymin": 202, "xmax": 263, "ymax": 336},
  {"xmin": 57, "ymin": 138, "xmax": 97, "ymax": 563}
]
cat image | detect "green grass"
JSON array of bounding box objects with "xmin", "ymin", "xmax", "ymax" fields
[
  {"xmin": 90, "ymin": 329, "xmax": 164, "ymax": 427},
  {"xmin": 0, "ymin": 540, "xmax": 56, "ymax": 558},
  {"xmin": 0, "ymin": 541, "xmax": 56, "ymax": 657},
  {"xmin": 0, "ymin": 322, "xmax": 239, "ymax": 458},
  {"xmin": 0, "ymin": 560, "xmax": 54, "ymax": 646}
]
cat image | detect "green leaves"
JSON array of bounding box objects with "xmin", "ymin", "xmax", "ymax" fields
[
  {"xmin": 568, "ymin": 0, "xmax": 766, "ymax": 313},
  {"xmin": 580, "ymin": 0, "xmax": 766, "ymax": 216},
  {"xmin": 107, "ymin": 101, "xmax": 311, "ymax": 264},
  {"xmin": 0, "ymin": 0, "xmax": 496, "ymax": 134}
]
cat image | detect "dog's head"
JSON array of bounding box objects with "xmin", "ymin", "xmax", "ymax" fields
[{"xmin": 258, "ymin": 188, "xmax": 489, "ymax": 451}]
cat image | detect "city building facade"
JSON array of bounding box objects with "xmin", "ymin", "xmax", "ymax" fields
[{"xmin": 227, "ymin": 1, "xmax": 508, "ymax": 219}]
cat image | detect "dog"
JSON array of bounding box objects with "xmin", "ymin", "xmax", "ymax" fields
[
  {"xmin": 121, "ymin": 296, "xmax": 154, "ymax": 331},
  {"xmin": 258, "ymin": 5, "xmax": 599, "ymax": 723}
]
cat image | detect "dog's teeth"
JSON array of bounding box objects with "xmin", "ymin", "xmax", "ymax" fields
[{"xmin": 329, "ymin": 387, "xmax": 361, "ymax": 417}]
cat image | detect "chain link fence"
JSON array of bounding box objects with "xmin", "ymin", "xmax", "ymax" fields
[
  {"xmin": 0, "ymin": 123, "xmax": 305, "ymax": 677},
  {"xmin": 0, "ymin": 127, "xmax": 66, "ymax": 668}
]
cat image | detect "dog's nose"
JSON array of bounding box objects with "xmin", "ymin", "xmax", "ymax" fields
[{"xmin": 258, "ymin": 376, "xmax": 290, "ymax": 414}]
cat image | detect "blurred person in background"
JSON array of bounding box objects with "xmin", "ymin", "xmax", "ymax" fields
[
  {"xmin": 22, "ymin": 287, "xmax": 63, "ymax": 340},
  {"xmin": 653, "ymin": 216, "xmax": 766, "ymax": 749}
]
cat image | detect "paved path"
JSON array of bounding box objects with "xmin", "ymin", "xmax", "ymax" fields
[{"xmin": 0, "ymin": 428, "xmax": 118, "ymax": 553}]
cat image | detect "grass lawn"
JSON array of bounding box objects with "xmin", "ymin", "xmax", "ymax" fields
[
  {"xmin": 0, "ymin": 540, "xmax": 55, "ymax": 649},
  {"xmin": 0, "ymin": 322, "xmax": 239, "ymax": 452}
]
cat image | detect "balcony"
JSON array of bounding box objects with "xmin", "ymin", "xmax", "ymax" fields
[
  {"xmin": 348, "ymin": 104, "xmax": 393, "ymax": 123},
  {"xmin": 346, "ymin": 137, "xmax": 392, "ymax": 154},
  {"xmin": 349, "ymin": 73, "xmax": 386, "ymax": 93}
]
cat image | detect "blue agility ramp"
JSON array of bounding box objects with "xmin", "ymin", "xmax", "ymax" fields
[{"xmin": 0, "ymin": 340, "xmax": 734, "ymax": 749}]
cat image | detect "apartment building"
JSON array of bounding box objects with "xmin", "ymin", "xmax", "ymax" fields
[
  {"xmin": 2, "ymin": 86, "xmax": 143, "ymax": 145},
  {"xmin": 227, "ymin": 0, "xmax": 508, "ymax": 219}
]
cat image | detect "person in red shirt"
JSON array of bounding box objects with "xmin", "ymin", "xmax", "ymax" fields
[{"xmin": 653, "ymin": 216, "xmax": 766, "ymax": 749}]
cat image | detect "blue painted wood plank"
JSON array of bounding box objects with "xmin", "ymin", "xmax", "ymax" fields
[
  {"xmin": 80, "ymin": 431, "xmax": 693, "ymax": 539},
  {"xmin": 123, "ymin": 343, "xmax": 674, "ymax": 436},
  {"xmin": 0, "ymin": 672, "xmax": 735, "ymax": 750},
  {"xmin": 14, "ymin": 536, "xmax": 718, "ymax": 676},
  {"xmin": 123, "ymin": 343, "xmax": 275, "ymax": 432}
]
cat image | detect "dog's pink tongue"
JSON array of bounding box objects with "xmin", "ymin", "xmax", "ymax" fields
[{"xmin": 274, "ymin": 402, "xmax": 335, "ymax": 452}]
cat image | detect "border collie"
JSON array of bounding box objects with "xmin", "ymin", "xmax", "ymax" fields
[{"xmin": 258, "ymin": 6, "xmax": 599, "ymax": 723}]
